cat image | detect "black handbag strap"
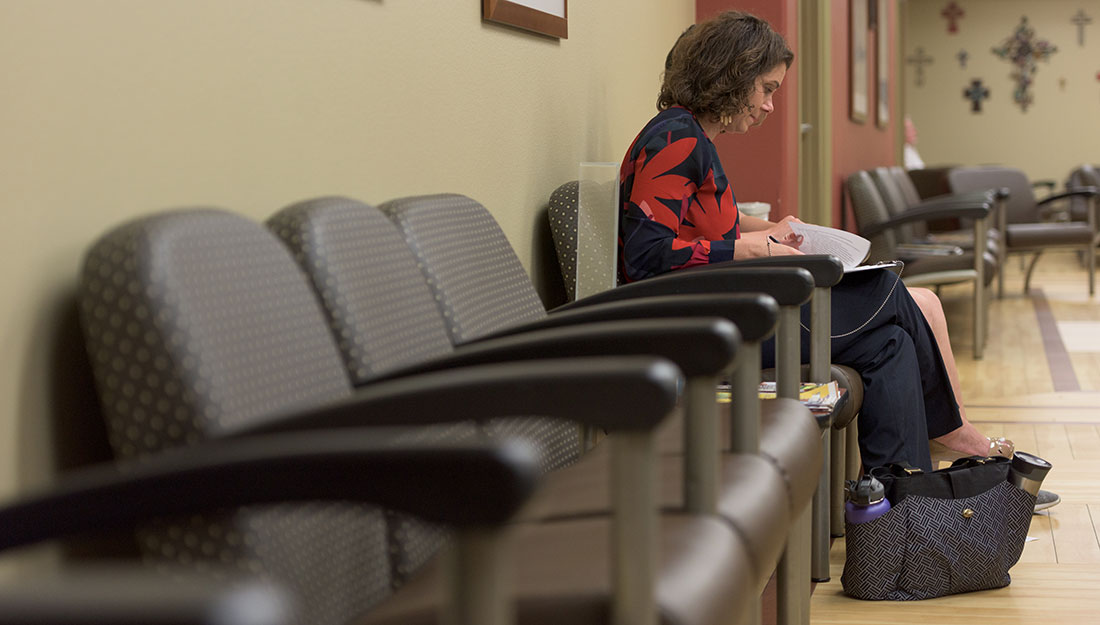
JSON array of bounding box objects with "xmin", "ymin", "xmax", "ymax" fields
[{"xmin": 871, "ymin": 457, "xmax": 1011, "ymax": 504}]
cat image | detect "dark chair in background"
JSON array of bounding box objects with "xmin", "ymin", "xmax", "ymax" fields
[
  {"xmin": 872, "ymin": 166, "xmax": 1001, "ymax": 256},
  {"xmin": 846, "ymin": 170, "xmax": 995, "ymax": 359},
  {"xmin": 1066, "ymin": 164, "xmax": 1100, "ymax": 223},
  {"xmin": 947, "ymin": 165, "xmax": 1100, "ymax": 297}
]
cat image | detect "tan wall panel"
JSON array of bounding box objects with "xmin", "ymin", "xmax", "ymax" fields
[
  {"xmin": 0, "ymin": 0, "xmax": 695, "ymax": 575},
  {"xmin": 904, "ymin": 0, "xmax": 1099, "ymax": 183}
]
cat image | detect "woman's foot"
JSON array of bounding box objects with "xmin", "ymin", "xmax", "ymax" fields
[
  {"xmin": 931, "ymin": 421, "xmax": 1014, "ymax": 460},
  {"xmin": 929, "ymin": 435, "xmax": 1015, "ymax": 464}
]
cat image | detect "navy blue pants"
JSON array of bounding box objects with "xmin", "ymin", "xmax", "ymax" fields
[{"xmin": 761, "ymin": 268, "xmax": 960, "ymax": 472}]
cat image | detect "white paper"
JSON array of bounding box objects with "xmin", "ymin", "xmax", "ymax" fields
[{"xmin": 787, "ymin": 222, "xmax": 871, "ymax": 270}]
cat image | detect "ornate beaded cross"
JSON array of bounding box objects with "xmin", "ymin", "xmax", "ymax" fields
[
  {"xmin": 992, "ymin": 16, "xmax": 1057, "ymax": 112},
  {"xmin": 964, "ymin": 79, "xmax": 990, "ymax": 112}
]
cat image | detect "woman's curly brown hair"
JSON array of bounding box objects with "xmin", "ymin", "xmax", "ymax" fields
[{"xmin": 657, "ymin": 11, "xmax": 794, "ymax": 121}]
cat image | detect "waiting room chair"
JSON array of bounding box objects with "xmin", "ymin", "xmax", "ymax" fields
[
  {"xmin": 267, "ymin": 195, "xmax": 819, "ymax": 625},
  {"xmin": 947, "ymin": 165, "xmax": 1100, "ymax": 297},
  {"xmin": 0, "ymin": 426, "xmax": 547, "ymax": 625},
  {"xmin": 847, "ymin": 170, "xmax": 994, "ymax": 358},
  {"xmin": 546, "ymin": 180, "xmax": 863, "ymax": 575},
  {"xmin": 79, "ymin": 207, "xmax": 759, "ymax": 625},
  {"xmin": 872, "ymin": 166, "xmax": 1001, "ymax": 257},
  {"xmin": 358, "ymin": 192, "xmax": 824, "ymax": 625}
]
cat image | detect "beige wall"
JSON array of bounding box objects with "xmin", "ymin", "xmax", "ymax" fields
[
  {"xmin": 0, "ymin": 0, "xmax": 694, "ymax": 564},
  {"xmin": 904, "ymin": 0, "xmax": 1100, "ymax": 183}
]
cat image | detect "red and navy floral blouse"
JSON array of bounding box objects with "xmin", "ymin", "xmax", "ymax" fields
[{"xmin": 618, "ymin": 106, "xmax": 740, "ymax": 282}]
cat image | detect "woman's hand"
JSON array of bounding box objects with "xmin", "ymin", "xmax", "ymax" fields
[
  {"xmin": 764, "ymin": 216, "xmax": 804, "ymax": 249},
  {"xmin": 734, "ymin": 230, "xmax": 804, "ymax": 259}
]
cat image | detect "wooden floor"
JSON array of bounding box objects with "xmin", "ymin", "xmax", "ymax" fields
[{"xmin": 811, "ymin": 250, "xmax": 1100, "ymax": 623}]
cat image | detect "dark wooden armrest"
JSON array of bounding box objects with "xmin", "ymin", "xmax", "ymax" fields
[{"xmin": 0, "ymin": 433, "xmax": 543, "ymax": 552}]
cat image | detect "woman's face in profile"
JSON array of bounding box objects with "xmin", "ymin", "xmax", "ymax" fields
[{"xmin": 727, "ymin": 63, "xmax": 787, "ymax": 134}]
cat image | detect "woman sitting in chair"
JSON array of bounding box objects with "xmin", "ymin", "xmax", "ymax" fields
[{"xmin": 619, "ymin": 11, "xmax": 1056, "ymax": 510}]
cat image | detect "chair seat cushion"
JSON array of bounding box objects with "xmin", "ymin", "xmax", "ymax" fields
[
  {"xmin": 829, "ymin": 365, "xmax": 862, "ymax": 430},
  {"xmin": 759, "ymin": 398, "xmax": 822, "ymax": 516},
  {"xmin": 360, "ymin": 515, "xmax": 755, "ymax": 625},
  {"xmin": 514, "ymin": 447, "xmax": 790, "ymax": 585},
  {"xmin": 1006, "ymin": 222, "xmax": 1094, "ymax": 248}
]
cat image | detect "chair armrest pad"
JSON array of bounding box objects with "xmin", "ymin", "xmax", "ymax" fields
[
  {"xmin": 495, "ymin": 294, "xmax": 777, "ymax": 343},
  {"xmin": 0, "ymin": 434, "xmax": 544, "ymax": 552},
  {"xmin": 702, "ymin": 255, "xmax": 844, "ymax": 287},
  {"xmin": 861, "ymin": 202, "xmax": 992, "ymax": 238},
  {"xmin": 555, "ymin": 266, "xmax": 813, "ymax": 307},
  {"xmin": 385, "ymin": 317, "xmax": 737, "ymax": 378},
  {"xmin": 235, "ymin": 355, "xmax": 682, "ymax": 434},
  {"xmin": 1037, "ymin": 186, "xmax": 1099, "ymax": 205}
]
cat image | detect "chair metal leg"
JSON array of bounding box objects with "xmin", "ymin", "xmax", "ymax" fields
[
  {"xmin": 811, "ymin": 429, "xmax": 831, "ymax": 581},
  {"xmin": 973, "ymin": 215, "xmax": 986, "ymax": 359},
  {"xmin": 845, "ymin": 416, "xmax": 861, "ymax": 481},
  {"xmin": 829, "ymin": 426, "xmax": 846, "ymax": 537},
  {"xmin": 610, "ymin": 431, "xmax": 658, "ymax": 625},
  {"xmin": 1089, "ymin": 242, "xmax": 1096, "ymax": 296},
  {"xmin": 777, "ymin": 503, "xmax": 812, "ymax": 625},
  {"xmin": 1023, "ymin": 251, "xmax": 1043, "ymax": 294},
  {"xmin": 448, "ymin": 526, "xmax": 512, "ymax": 625}
]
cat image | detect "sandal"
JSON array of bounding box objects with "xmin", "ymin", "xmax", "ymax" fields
[
  {"xmin": 987, "ymin": 436, "xmax": 1015, "ymax": 458},
  {"xmin": 929, "ymin": 436, "xmax": 1016, "ymax": 464}
]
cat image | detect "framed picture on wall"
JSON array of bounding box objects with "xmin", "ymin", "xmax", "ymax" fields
[
  {"xmin": 849, "ymin": 0, "xmax": 868, "ymax": 124},
  {"xmin": 483, "ymin": 0, "xmax": 568, "ymax": 39},
  {"xmin": 875, "ymin": 0, "xmax": 889, "ymax": 128}
]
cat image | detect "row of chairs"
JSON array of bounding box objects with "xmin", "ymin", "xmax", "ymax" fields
[
  {"xmin": 0, "ymin": 194, "xmax": 849, "ymax": 625},
  {"xmin": 545, "ymin": 182, "xmax": 864, "ymax": 584},
  {"xmin": 845, "ymin": 164, "xmax": 1100, "ymax": 360}
]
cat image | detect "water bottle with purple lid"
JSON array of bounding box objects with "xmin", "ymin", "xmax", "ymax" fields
[{"xmin": 845, "ymin": 475, "xmax": 891, "ymax": 524}]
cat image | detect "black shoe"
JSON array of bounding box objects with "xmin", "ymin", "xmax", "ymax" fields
[{"xmin": 1034, "ymin": 489, "xmax": 1060, "ymax": 513}]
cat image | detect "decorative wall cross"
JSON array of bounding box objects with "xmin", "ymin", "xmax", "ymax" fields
[
  {"xmin": 942, "ymin": 2, "xmax": 965, "ymax": 34},
  {"xmin": 907, "ymin": 47, "xmax": 934, "ymax": 87},
  {"xmin": 992, "ymin": 17, "xmax": 1057, "ymax": 112},
  {"xmin": 1071, "ymin": 9, "xmax": 1092, "ymax": 46},
  {"xmin": 964, "ymin": 79, "xmax": 990, "ymax": 112},
  {"xmin": 957, "ymin": 49, "xmax": 969, "ymax": 68}
]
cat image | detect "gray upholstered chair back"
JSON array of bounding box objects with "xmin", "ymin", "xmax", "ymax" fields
[
  {"xmin": 547, "ymin": 179, "xmax": 624, "ymax": 302},
  {"xmin": 379, "ymin": 193, "xmax": 549, "ymax": 343},
  {"xmin": 846, "ymin": 170, "xmax": 898, "ymax": 262},
  {"xmin": 547, "ymin": 181, "xmax": 580, "ymax": 301},
  {"xmin": 269, "ymin": 196, "xmax": 582, "ymax": 477},
  {"xmin": 870, "ymin": 167, "xmax": 917, "ymax": 242},
  {"xmin": 947, "ymin": 166, "xmax": 1036, "ymax": 224},
  {"xmin": 889, "ymin": 166, "xmax": 924, "ymax": 208},
  {"xmin": 266, "ymin": 197, "xmax": 455, "ymax": 384},
  {"xmin": 79, "ymin": 209, "xmax": 393, "ymax": 625}
]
